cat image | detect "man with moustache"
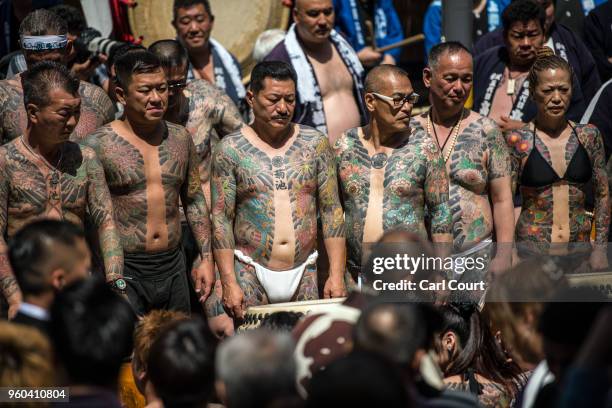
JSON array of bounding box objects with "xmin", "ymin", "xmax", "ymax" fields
[
  {"xmin": 334, "ymin": 65, "xmax": 452, "ymax": 275},
  {"xmin": 0, "ymin": 9, "xmax": 115, "ymax": 144},
  {"xmin": 172, "ymin": 0, "xmax": 248, "ymax": 119},
  {"xmin": 265, "ymin": 0, "xmax": 366, "ymax": 145},
  {"xmin": 414, "ymin": 42, "xmax": 515, "ymax": 282},
  {"xmin": 212, "ymin": 61, "xmax": 347, "ymax": 320},
  {"xmin": 84, "ymin": 51, "xmax": 213, "ymax": 315},
  {"xmin": 0, "ymin": 62, "xmax": 123, "ymax": 319}
]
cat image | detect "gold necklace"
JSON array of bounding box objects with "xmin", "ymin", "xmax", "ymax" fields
[{"xmin": 427, "ymin": 109, "xmax": 464, "ymax": 163}]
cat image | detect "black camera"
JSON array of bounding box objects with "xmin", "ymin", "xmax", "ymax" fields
[{"xmin": 73, "ymin": 27, "xmax": 123, "ymax": 64}]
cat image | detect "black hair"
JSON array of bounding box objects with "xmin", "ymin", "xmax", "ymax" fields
[
  {"xmin": 114, "ymin": 50, "xmax": 163, "ymax": 90},
  {"xmin": 353, "ymin": 302, "xmax": 425, "ymax": 365},
  {"xmin": 148, "ymin": 318, "xmax": 217, "ymax": 408},
  {"xmin": 8, "ymin": 220, "xmax": 84, "ymax": 297},
  {"xmin": 259, "ymin": 311, "xmax": 304, "ymax": 332},
  {"xmin": 428, "ymin": 41, "xmax": 472, "ymax": 71},
  {"xmin": 49, "ymin": 278, "xmax": 136, "ymax": 387},
  {"xmin": 502, "ymin": 0, "xmax": 546, "ymax": 34},
  {"xmin": 21, "ymin": 60, "xmax": 80, "ymax": 108},
  {"xmin": 49, "ymin": 5, "xmax": 86, "ymax": 36},
  {"xmin": 107, "ymin": 43, "xmax": 146, "ymax": 71},
  {"xmin": 19, "ymin": 8, "xmax": 68, "ymax": 37},
  {"xmin": 306, "ymin": 351, "xmax": 409, "ymax": 408},
  {"xmin": 439, "ymin": 302, "xmax": 525, "ymax": 399},
  {"xmin": 538, "ymin": 287, "xmax": 607, "ymax": 347},
  {"xmin": 250, "ymin": 60, "xmax": 297, "ymax": 94},
  {"xmin": 148, "ymin": 39, "xmax": 189, "ymax": 71},
  {"xmin": 173, "ymin": 0, "xmax": 213, "ymax": 21}
]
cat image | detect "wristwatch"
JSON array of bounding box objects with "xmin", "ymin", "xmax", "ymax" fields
[{"xmin": 108, "ymin": 277, "xmax": 127, "ymax": 295}]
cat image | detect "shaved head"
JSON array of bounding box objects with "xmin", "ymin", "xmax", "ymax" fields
[{"xmin": 365, "ymin": 64, "xmax": 410, "ymax": 94}]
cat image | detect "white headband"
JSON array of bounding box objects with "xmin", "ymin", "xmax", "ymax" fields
[{"xmin": 21, "ymin": 35, "xmax": 68, "ymax": 51}]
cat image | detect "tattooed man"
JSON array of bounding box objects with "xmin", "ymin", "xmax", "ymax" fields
[
  {"xmin": 334, "ymin": 65, "xmax": 452, "ymax": 275},
  {"xmin": 0, "ymin": 9, "xmax": 115, "ymax": 145},
  {"xmin": 149, "ymin": 39, "xmax": 242, "ymax": 333},
  {"xmin": 148, "ymin": 39, "xmax": 243, "ymax": 206},
  {"xmin": 212, "ymin": 61, "xmax": 346, "ymax": 320},
  {"xmin": 84, "ymin": 51, "xmax": 213, "ymax": 315},
  {"xmin": 0, "ymin": 62, "xmax": 123, "ymax": 319},
  {"xmin": 413, "ymin": 42, "xmax": 515, "ymax": 279}
]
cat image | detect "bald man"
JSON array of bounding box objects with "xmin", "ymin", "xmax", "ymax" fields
[
  {"xmin": 414, "ymin": 42, "xmax": 514, "ymax": 281},
  {"xmin": 265, "ymin": 0, "xmax": 366, "ymax": 145},
  {"xmin": 334, "ymin": 65, "xmax": 452, "ymax": 275}
]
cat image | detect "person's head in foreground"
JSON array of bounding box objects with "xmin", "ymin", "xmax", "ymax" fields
[
  {"xmin": 435, "ymin": 302, "xmax": 525, "ymax": 405},
  {"xmin": 50, "ymin": 278, "xmax": 135, "ymax": 392},
  {"xmin": 132, "ymin": 309, "xmax": 190, "ymax": 403},
  {"xmin": 216, "ymin": 328, "xmax": 299, "ymax": 408},
  {"xmin": 147, "ymin": 318, "xmax": 217, "ymax": 408},
  {"xmin": 9, "ymin": 220, "xmax": 90, "ymax": 309}
]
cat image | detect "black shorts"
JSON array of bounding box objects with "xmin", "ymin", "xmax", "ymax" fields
[{"xmin": 123, "ymin": 246, "xmax": 191, "ymax": 316}]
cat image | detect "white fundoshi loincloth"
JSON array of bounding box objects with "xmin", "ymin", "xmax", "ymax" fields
[{"xmin": 234, "ymin": 250, "xmax": 319, "ymax": 303}]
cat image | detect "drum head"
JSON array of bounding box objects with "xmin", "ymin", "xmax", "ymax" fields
[{"xmin": 127, "ymin": 0, "xmax": 290, "ymax": 77}]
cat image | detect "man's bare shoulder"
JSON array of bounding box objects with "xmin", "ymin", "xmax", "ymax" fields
[
  {"xmin": 296, "ymin": 124, "xmax": 329, "ymax": 146},
  {"xmin": 81, "ymin": 123, "xmax": 116, "ymax": 149},
  {"xmin": 165, "ymin": 121, "xmax": 192, "ymax": 141},
  {"xmin": 78, "ymin": 81, "xmax": 115, "ymax": 122},
  {"xmin": 332, "ymin": 126, "xmax": 360, "ymax": 155},
  {"xmin": 186, "ymin": 79, "xmax": 225, "ymax": 98}
]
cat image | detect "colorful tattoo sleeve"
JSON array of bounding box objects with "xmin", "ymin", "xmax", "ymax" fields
[
  {"xmin": 582, "ymin": 125, "xmax": 610, "ymax": 244},
  {"xmin": 0, "ymin": 149, "xmax": 18, "ymax": 302},
  {"xmin": 182, "ymin": 135, "xmax": 213, "ymax": 258},
  {"xmin": 85, "ymin": 148, "xmax": 124, "ymax": 280},
  {"xmin": 483, "ymin": 118, "xmax": 512, "ymax": 180},
  {"xmin": 316, "ymin": 135, "xmax": 345, "ymax": 239},
  {"xmin": 211, "ymin": 139, "xmax": 237, "ymax": 250}
]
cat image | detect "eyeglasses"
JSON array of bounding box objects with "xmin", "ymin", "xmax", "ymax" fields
[
  {"xmin": 371, "ymin": 92, "xmax": 420, "ymax": 107},
  {"xmin": 168, "ymin": 79, "xmax": 187, "ymax": 91}
]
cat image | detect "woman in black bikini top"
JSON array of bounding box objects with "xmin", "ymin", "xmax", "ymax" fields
[{"xmin": 505, "ymin": 53, "xmax": 609, "ymax": 269}]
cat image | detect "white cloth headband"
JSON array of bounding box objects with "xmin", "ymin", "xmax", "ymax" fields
[{"xmin": 21, "ymin": 35, "xmax": 68, "ymax": 51}]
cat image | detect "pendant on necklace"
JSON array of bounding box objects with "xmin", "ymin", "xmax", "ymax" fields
[
  {"xmin": 507, "ymin": 78, "xmax": 516, "ymax": 95},
  {"xmin": 371, "ymin": 152, "xmax": 388, "ymax": 169}
]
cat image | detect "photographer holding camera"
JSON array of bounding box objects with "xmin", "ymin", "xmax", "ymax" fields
[{"xmin": 0, "ymin": 8, "xmax": 115, "ymax": 144}]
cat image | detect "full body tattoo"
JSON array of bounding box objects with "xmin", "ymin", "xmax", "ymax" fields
[
  {"xmin": 334, "ymin": 124, "xmax": 452, "ymax": 270},
  {"xmin": 211, "ymin": 124, "xmax": 345, "ymax": 308},
  {"xmin": 416, "ymin": 112, "xmax": 512, "ymax": 251},
  {"xmin": 83, "ymin": 122, "xmax": 211, "ymax": 257},
  {"xmin": 506, "ymin": 123, "xmax": 609, "ymax": 249},
  {"xmin": 0, "ymin": 77, "xmax": 115, "ymax": 144},
  {"xmin": 0, "ymin": 139, "xmax": 123, "ymax": 300}
]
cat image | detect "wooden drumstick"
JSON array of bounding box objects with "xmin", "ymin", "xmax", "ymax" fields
[{"xmin": 374, "ymin": 34, "xmax": 425, "ymax": 53}]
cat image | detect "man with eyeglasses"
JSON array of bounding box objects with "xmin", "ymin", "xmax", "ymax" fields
[
  {"xmin": 414, "ymin": 42, "xmax": 515, "ymax": 283},
  {"xmin": 84, "ymin": 51, "xmax": 214, "ymax": 316},
  {"xmin": 334, "ymin": 65, "xmax": 452, "ymax": 276},
  {"xmin": 265, "ymin": 0, "xmax": 366, "ymax": 145},
  {"xmin": 172, "ymin": 0, "xmax": 248, "ymax": 120}
]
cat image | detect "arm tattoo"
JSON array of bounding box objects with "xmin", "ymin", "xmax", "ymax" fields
[
  {"xmin": 73, "ymin": 82, "xmax": 115, "ymax": 141},
  {"xmin": 85, "ymin": 148, "xmax": 124, "ymax": 280},
  {"xmin": 316, "ymin": 134, "xmax": 345, "ymax": 239},
  {"xmin": 211, "ymin": 138, "xmax": 237, "ymax": 250},
  {"xmin": 181, "ymin": 133, "xmax": 212, "ymax": 258},
  {"xmin": 581, "ymin": 125, "xmax": 609, "ymax": 244},
  {"xmin": 0, "ymin": 79, "xmax": 26, "ymax": 144},
  {"xmin": 0, "ymin": 149, "xmax": 19, "ymax": 300},
  {"xmin": 483, "ymin": 118, "xmax": 512, "ymax": 181}
]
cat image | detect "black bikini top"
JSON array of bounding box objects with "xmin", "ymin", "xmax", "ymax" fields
[{"xmin": 520, "ymin": 122, "xmax": 592, "ymax": 188}]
